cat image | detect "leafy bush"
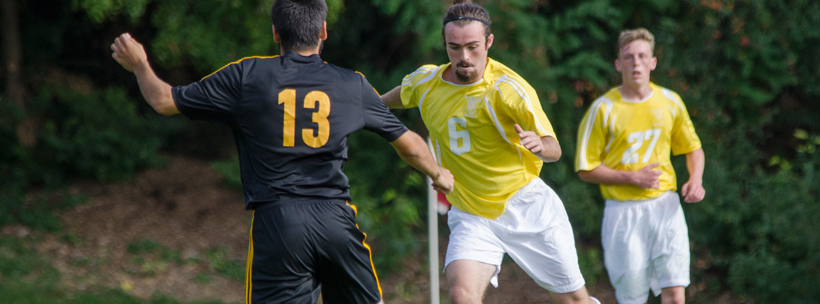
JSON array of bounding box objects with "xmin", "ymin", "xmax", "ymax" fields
[
  {"xmin": 0, "ymin": 85, "xmax": 183, "ymax": 231},
  {"xmin": 33, "ymin": 87, "xmax": 169, "ymax": 182}
]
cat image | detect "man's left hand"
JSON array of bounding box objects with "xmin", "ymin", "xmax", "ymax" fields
[
  {"xmin": 681, "ymin": 180, "xmax": 705, "ymax": 203},
  {"xmin": 515, "ymin": 124, "xmax": 543, "ymax": 154}
]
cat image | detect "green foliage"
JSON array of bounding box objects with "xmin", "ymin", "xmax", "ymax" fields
[
  {"xmin": 71, "ymin": 0, "xmax": 150, "ymax": 23},
  {"xmin": 149, "ymin": 0, "xmax": 273, "ymax": 73},
  {"xmin": 0, "ymin": 184, "xmax": 89, "ymax": 231},
  {"xmin": 0, "ymin": 87, "xmax": 167, "ymax": 234},
  {"xmin": 576, "ymin": 246, "xmax": 605, "ymax": 287},
  {"xmin": 32, "ymin": 87, "xmax": 170, "ymax": 183},
  {"xmin": 344, "ymin": 131, "xmax": 429, "ymax": 274},
  {"xmin": 688, "ymin": 130, "xmax": 820, "ymax": 302}
]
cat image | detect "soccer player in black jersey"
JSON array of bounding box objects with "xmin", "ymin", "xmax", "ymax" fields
[{"xmin": 111, "ymin": 0, "xmax": 454, "ymax": 303}]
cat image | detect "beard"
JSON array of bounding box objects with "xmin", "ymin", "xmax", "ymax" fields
[{"xmin": 454, "ymin": 63, "xmax": 479, "ymax": 83}]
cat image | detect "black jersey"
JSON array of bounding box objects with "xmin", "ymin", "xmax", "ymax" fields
[{"xmin": 172, "ymin": 51, "xmax": 408, "ymax": 209}]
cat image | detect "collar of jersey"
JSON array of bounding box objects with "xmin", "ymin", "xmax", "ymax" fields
[{"xmin": 282, "ymin": 50, "xmax": 323, "ymax": 63}]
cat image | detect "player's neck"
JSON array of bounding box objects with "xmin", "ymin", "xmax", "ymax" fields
[
  {"xmin": 281, "ymin": 45, "xmax": 322, "ymax": 58},
  {"xmin": 618, "ymin": 83, "xmax": 652, "ymax": 101}
]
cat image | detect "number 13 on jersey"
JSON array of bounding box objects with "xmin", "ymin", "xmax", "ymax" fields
[{"xmin": 279, "ymin": 89, "xmax": 330, "ymax": 148}]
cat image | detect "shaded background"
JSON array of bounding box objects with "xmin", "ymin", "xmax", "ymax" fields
[{"xmin": 2, "ymin": 0, "xmax": 819, "ymax": 303}]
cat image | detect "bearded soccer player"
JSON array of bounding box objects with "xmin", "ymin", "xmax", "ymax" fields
[
  {"xmin": 381, "ymin": 1, "xmax": 599, "ymax": 303},
  {"xmin": 111, "ymin": 0, "xmax": 453, "ymax": 303},
  {"xmin": 575, "ymin": 28, "xmax": 706, "ymax": 304}
]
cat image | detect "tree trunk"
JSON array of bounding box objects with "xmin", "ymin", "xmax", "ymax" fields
[{"xmin": 2, "ymin": 0, "xmax": 35, "ymax": 147}]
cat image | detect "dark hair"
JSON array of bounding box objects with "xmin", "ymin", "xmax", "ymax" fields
[
  {"xmin": 270, "ymin": 0, "xmax": 327, "ymax": 51},
  {"xmin": 441, "ymin": 0, "xmax": 492, "ymax": 43}
]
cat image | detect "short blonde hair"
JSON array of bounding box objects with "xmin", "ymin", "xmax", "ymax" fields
[{"xmin": 617, "ymin": 28, "xmax": 655, "ymax": 56}]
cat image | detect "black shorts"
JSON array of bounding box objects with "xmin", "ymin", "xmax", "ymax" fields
[{"xmin": 245, "ymin": 199, "xmax": 382, "ymax": 304}]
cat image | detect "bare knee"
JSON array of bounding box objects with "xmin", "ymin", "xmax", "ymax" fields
[
  {"xmin": 449, "ymin": 284, "xmax": 482, "ymax": 304},
  {"xmin": 445, "ymin": 260, "xmax": 495, "ymax": 304}
]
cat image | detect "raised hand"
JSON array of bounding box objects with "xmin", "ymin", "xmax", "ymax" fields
[{"xmin": 111, "ymin": 33, "xmax": 148, "ymax": 73}]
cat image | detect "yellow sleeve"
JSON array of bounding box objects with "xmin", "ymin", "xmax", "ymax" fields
[
  {"xmin": 399, "ymin": 65, "xmax": 439, "ymax": 109},
  {"xmin": 494, "ymin": 76, "xmax": 556, "ymax": 140},
  {"xmin": 575, "ymin": 98, "xmax": 611, "ymax": 172},
  {"xmin": 666, "ymin": 90, "xmax": 702, "ymax": 155}
]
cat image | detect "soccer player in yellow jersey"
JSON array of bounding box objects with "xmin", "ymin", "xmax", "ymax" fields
[
  {"xmin": 575, "ymin": 28, "xmax": 706, "ymax": 304},
  {"xmin": 382, "ymin": 1, "xmax": 599, "ymax": 304}
]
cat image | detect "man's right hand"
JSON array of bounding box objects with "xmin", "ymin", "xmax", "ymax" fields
[
  {"xmin": 632, "ymin": 163, "xmax": 661, "ymax": 189},
  {"xmin": 431, "ymin": 167, "xmax": 454, "ymax": 195},
  {"xmin": 111, "ymin": 33, "xmax": 148, "ymax": 73}
]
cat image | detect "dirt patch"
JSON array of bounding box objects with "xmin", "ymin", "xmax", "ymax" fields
[
  {"xmin": 37, "ymin": 156, "xmax": 249, "ymax": 302},
  {"xmin": 20, "ymin": 155, "xmax": 617, "ymax": 303}
]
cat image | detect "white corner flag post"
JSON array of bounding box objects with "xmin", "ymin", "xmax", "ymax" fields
[{"xmin": 426, "ymin": 137, "xmax": 440, "ymax": 304}]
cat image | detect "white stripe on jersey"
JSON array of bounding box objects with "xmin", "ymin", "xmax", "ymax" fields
[
  {"xmin": 662, "ymin": 88, "xmax": 685, "ymax": 118},
  {"xmin": 418, "ymin": 88, "xmax": 431, "ymax": 120},
  {"xmin": 493, "ymin": 75, "xmax": 551, "ymax": 136},
  {"xmin": 402, "ymin": 66, "xmax": 434, "ymax": 85},
  {"xmin": 405, "ymin": 66, "xmax": 439, "ymax": 91},
  {"xmin": 435, "ymin": 138, "xmax": 442, "ymax": 166},
  {"xmin": 577, "ymin": 97, "xmax": 612, "ymax": 170},
  {"xmin": 484, "ymin": 95, "xmax": 513, "ymax": 146}
]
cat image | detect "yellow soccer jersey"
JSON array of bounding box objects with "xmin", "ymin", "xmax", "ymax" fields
[
  {"xmin": 575, "ymin": 83, "xmax": 702, "ymax": 201},
  {"xmin": 400, "ymin": 59, "xmax": 556, "ymax": 219}
]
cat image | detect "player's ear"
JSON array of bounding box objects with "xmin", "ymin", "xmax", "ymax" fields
[
  {"xmin": 614, "ymin": 59, "xmax": 621, "ymax": 72},
  {"xmin": 649, "ymin": 56, "xmax": 657, "ymax": 71},
  {"xmin": 486, "ymin": 33, "xmax": 494, "ymax": 50},
  {"xmin": 319, "ymin": 21, "xmax": 327, "ymax": 41},
  {"xmin": 272, "ymin": 25, "xmax": 282, "ymax": 43}
]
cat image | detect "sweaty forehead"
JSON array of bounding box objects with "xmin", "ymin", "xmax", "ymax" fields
[{"xmin": 444, "ymin": 22, "xmax": 485, "ymax": 45}]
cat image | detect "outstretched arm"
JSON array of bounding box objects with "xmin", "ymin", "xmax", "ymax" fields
[
  {"xmin": 514, "ymin": 124, "xmax": 561, "ymax": 163},
  {"xmin": 578, "ymin": 163, "xmax": 662, "ymax": 189},
  {"xmin": 111, "ymin": 33, "xmax": 179, "ymax": 116},
  {"xmin": 381, "ymin": 86, "xmax": 404, "ymax": 109},
  {"xmin": 680, "ymin": 148, "xmax": 705, "ymax": 203},
  {"xmin": 390, "ymin": 130, "xmax": 454, "ymax": 194}
]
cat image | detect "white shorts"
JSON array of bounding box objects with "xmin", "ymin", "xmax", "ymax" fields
[
  {"xmin": 444, "ymin": 178, "xmax": 586, "ymax": 293},
  {"xmin": 602, "ymin": 191, "xmax": 691, "ymax": 304}
]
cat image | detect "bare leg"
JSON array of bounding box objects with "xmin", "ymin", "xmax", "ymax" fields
[
  {"xmin": 445, "ymin": 260, "xmax": 497, "ymax": 304},
  {"xmin": 660, "ymin": 286, "xmax": 685, "ymax": 304}
]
